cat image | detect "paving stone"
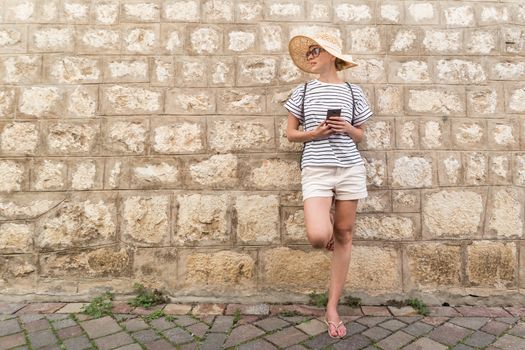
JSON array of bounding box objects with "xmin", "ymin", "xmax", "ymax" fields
[
  {"xmin": 95, "ymin": 331, "xmax": 134, "ymax": 350},
  {"xmin": 210, "ymin": 316, "xmax": 235, "ymax": 332},
  {"xmin": 144, "ymin": 339, "xmax": 177, "ymax": 350},
  {"xmin": 403, "ymin": 337, "xmax": 448, "ymax": 350},
  {"xmin": 345, "ymin": 321, "xmax": 368, "ymax": 336},
  {"xmin": 421, "ymin": 316, "xmax": 449, "ymax": 326},
  {"xmin": 197, "ymin": 315, "xmax": 215, "ymax": 325},
  {"xmin": 55, "ymin": 304, "xmax": 87, "ymax": 314},
  {"xmin": 38, "ymin": 344, "xmax": 61, "ymax": 350},
  {"xmin": 376, "ymin": 330, "xmax": 414, "ymax": 350},
  {"xmin": 357, "ymin": 316, "xmax": 390, "ymax": 327},
  {"xmin": 481, "ymin": 320, "xmax": 511, "ymax": 335},
  {"xmin": 20, "ymin": 314, "xmax": 45, "ymax": 323},
  {"xmin": 111, "ymin": 304, "xmax": 134, "ymax": 314},
  {"xmin": 379, "ymin": 319, "xmax": 406, "ymax": 331},
  {"xmin": 236, "ymin": 315, "xmax": 260, "ymax": 325},
  {"xmin": 51, "ymin": 318, "xmax": 77, "ymax": 330},
  {"xmin": 11, "ymin": 346, "xmax": 29, "ymax": 350},
  {"xmin": 81, "ymin": 316, "xmax": 122, "ymax": 339},
  {"xmin": 116, "ymin": 344, "xmax": 142, "ymax": 350},
  {"xmin": 122, "ymin": 318, "xmax": 149, "ymax": 332},
  {"xmin": 428, "ymin": 323, "xmax": 472, "ymax": 346},
  {"xmin": 451, "ymin": 345, "xmax": 475, "ymax": 350},
  {"xmin": 403, "ymin": 321, "xmax": 433, "ymax": 337},
  {"xmin": 505, "ymin": 307, "xmax": 525, "ymax": 317},
  {"xmin": 492, "ymin": 334, "xmax": 525, "ymax": 350},
  {"xmin": 179, "ymin": 343, "xmax": 197, "ymax": 350},
  {"xmin": 131, "ymin": 329, "xmax": 160, "ymax": 344},
  {"xmin": 303, "ymin": 331, "xmax": 339, "ymax": 349},
  {"xmin": 223, "ymin": 324, "xmax": 265, "ymax": 348},
  {"xmin": 163, "ymin": 327, "xmax": 193, "ymax": 345},
  {"xmin": 0, "ymin": 319, "xmax": 21, "ymax": 336},
  {"xmin": 265, "ymin": 326, "xmax": 309, "ymax": 348},
  {"xmin": 397, "ymin": 316, "xmax": 423, "ymax": 324},
  {"xmin": 295, "ymin": 318, "xmax": 326, "ymax": 336},
  {"xmin": 333, "ymin": 334, "xmax": 371, "ymax": 350},
  {"xmin": 338, "ymin": 306, "xmax": 364, "ymax": 316},
  {"xmin": 27, "ymin": 330, "xmax": 57, "ymax": 349},
  {"xmin": 0, "ymin": 303, "xmax": 26, "ymax": 314},
  {"xmin": 0, "ymin": 315, "xmax": 16, "ymax": 321},
  {"xmin": 226, "ymin": 304, "xmax": 270, "ymax": 316},
  {"xmin": 45, "ymin": 314, "xmax": 69, "ymax": 322},
  {"xmin": 253, "ymin": 317, "xmax": 288, "ymax": 332},
  {"xmin": 17, "ymin": 304, "xmax": 65, "ymax": 314},
  {"xmin": 172, "ymin": 316, "xmax": 199, "ymax": 327},
  {"xmin": 361, "ymin": 306, "xmax": 391, "ymax": 316},
  {"xmin": 389, "ymin": 306, "xmax": 418, "ymax": 317},
  {"xmin": 429, "ymin": 307, "xmax": 461, "ymax": 317},
  {"xmin": 163, "ymin": 304, "xmax": 192, "ymax": 315},
  {"xmin": 57, "ymin": 325, "xmax": 83, "ymax": 339},
  {"xmin": 362, "ymin": 326, "xmax": 391, "ymax": 341},
  {"xmin": 114, "ymin": 314, "xmax": 137, "ymax": 322},
  {"xmin": 0, "ymin": 333, "xmax": 26, "ymax": 349},
  {"xmin": 25, "ymin": 319, "xmax": 51, "ymax": 332},
  {"xmin": 496, "ymin": 317, "xmax": 519, "ymax": 324},
  {"xmin": 508, "ymin": 322, "xmax": 525, "ymax": 337},
  {"xmin": 238, "ymin": 339, "xmax": 277, "ymax": 350},
  {"xmin": 270, "ymin": 305, "xmax": 325, "ymax": 317},
  {"xmin": 456, "ymin": 306, "xmax": 511, "ymax": 317},
  {"xmin": 75, "ymin": 314, "xmax": 94, "ymax": 322},
  {"xmin": 463, "ymin": 330, "xmax": 496, "ymax": 348},
  {"xmin": 62, "ymin": 335, "xmax": 92, "ymax": 350},
  {"xmin": 192, "ymin": 304, "xmax": 225, "ymax": 316},
  {"xmin": 132, "ymin": 305, "xmax": 165, "ymax": 316},
  {"xmin": 149, "ymin": 317, "xmax": 175, "ymax": 331},
  {"xmin": 186, "ymin": 322, "xmax": 209, "ymax": 338},
  {"xmin": 286, "ymin": 346, "xmax": 309, "ymax": 350},
  {"xmin": 449, "ymin": 317, "xmax": 489, "ymax": 330},
  {"xmin": 199, "ymin": 333, "xmax": 227, "ymax": 350}
]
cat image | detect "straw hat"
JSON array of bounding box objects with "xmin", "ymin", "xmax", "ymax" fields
[{"xmin": 288, "ymin": 32, "xmax": 358, "ymax": 73}]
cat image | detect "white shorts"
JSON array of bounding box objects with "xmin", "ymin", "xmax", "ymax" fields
[{"xmin": 301, "ymin": 165, "xmax": 368, "ymax": 201}]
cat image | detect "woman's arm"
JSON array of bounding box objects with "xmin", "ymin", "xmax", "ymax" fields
[{"xmin": 286, "ymin": 113, "xmax": 333, "ymax": 143}]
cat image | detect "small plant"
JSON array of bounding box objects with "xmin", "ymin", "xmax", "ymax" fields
[
  {"xmin": 385, "ymin": 299, "xmax": 407, "ymax": 308},
  {"xmin": 81, "ymin": 291, "xmax": 114, "ymax": 318},
  {"xmin": 345, "ymin": 295, "xmax": 362, "ymax": 308},
  {"xmin": 308, "ymin": 292, "xmax": 328, "ymax": 308},
  {"xmin": 406, "ymin": 298, "xmax": 429, "ymax": 316},
  {"xmin": 233, "ymin": 308, "xmax": 241, "ymax": 325},
  {"xmin": 128, "ymin": 283, "xmax": 169, "ymax": 309},
  {"xmin": 279, "ymin": 310, "xmax": 301, "ymax": 317},
  {"xmin": 143, "ymin": 309, "xmax": 166, "ymax": 321},
  {"xmin": 165, "ymin": 314, "xmax": 175, "ymax": 322}
]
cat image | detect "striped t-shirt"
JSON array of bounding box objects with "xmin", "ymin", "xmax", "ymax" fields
[{"xmin": 284, "ymin": 79, "xmax": 373, "ymax": 169}]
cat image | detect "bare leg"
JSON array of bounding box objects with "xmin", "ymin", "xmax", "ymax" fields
[
  {"xmin": 303, "ymin": 197, "xmax": 333, "ymax": 249},
  {"xmin": 325, "ymin": 199, "xmax": 358, "ymax": 337}
]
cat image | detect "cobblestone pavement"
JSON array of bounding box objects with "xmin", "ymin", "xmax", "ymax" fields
[{"xmin": 2, "ymin": 302, "xmax": 525, "ymax": 350}]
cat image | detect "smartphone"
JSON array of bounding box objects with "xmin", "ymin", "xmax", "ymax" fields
[{"xmin": 326, "ymin": 109, "xmax": 341, "ymax": 120}]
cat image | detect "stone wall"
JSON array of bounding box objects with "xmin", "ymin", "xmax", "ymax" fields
[{"xmin": 0, "ymin": 0, "xmax": 524, "ymax": 305}]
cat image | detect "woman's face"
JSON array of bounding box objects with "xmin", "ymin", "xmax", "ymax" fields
[{"xmin": 306, "ymin": 45, "xmax": 335, "ymax": 73}]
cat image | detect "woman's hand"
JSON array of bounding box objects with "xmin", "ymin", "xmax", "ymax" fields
[
  {"xmin": 312, "ymin": 121, "xmax": 334, "ymax": 140},
  {"xmin": 326, "ymin": 117, "xmax": 352, "ymax": 134}
]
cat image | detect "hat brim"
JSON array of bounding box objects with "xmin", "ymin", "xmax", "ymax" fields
[{"xmin": 288, "ymin": 35, "xmax": 358, "ymax": 74}]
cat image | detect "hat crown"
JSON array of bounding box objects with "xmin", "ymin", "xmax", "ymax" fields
[{"xmin": 312, "ymin": 33, "xmax": 343, "ymax": 53}]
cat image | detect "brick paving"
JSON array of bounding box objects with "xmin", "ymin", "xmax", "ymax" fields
[{"xmin": 1, "ymin": 302, "xmax": 525, "ymax": 349}]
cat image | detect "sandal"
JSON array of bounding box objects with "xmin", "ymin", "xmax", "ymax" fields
[{"xmin": 324, "ymin": 318, "xmax": 346, "ymax": 338}]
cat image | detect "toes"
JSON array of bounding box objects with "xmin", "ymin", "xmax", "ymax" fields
[{"xmin": 337, "ymin": 323, "xmax": 347, "ymax": 337}]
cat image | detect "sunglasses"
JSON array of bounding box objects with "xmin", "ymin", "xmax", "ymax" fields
[{"xmin": 305, "ymin": 47, "xmax": 325, "ymax": 60}]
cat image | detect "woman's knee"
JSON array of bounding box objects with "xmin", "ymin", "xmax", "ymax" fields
[
  {"xmin": 306, "ymin": 228, "xmax": 332, "ymax": 249},
  {"xmin": 333, "ymin": 225, "xmax": 354, "ymax": 244}
]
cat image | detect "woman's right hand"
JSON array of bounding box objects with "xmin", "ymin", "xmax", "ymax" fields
[{"xmin": 311, "ymin": 121, "xmax": 334, "ymax": 140}]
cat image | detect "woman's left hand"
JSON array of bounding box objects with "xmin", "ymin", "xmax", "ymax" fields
[{"xmin": 326, "ymin": 117, "xmax": 352, "ymax": 135}]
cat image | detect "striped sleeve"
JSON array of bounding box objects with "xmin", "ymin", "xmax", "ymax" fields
[
  {"xmin": 283, "ymin": 84, "xmax": 305, "ymax": 123},
  {"xmin": 352, "ymin": 85, "xmax": 373, "ymax": 126}
]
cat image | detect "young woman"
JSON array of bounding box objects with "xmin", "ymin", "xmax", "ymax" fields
[{"xmin": 284, "ymin": 33, "xmax": 373, "ymax": 339}]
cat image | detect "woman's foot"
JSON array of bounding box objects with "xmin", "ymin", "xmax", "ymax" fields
[{"xmin": 324, "ymin": 310, "xmax": 346, "ymax": 338}]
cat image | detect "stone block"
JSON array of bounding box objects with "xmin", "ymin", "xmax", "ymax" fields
[
  {"xmin": 101, "ymin": 85, "xmax": 163, "ymax": 115},
  {"xmin": 282, "ymin": 207, "xmax": 305, "ymax": 243},
  {"xmin": 165, "ymin": 88, "xmax": 215, "ymax": 114},
  {"xmin": 203, "ymin": 0, "xmax": 234, "ymax": 22},
  {"xmin": 186, "ymin": 154, "xmax": 239, "ymax": 189},
  {"xmin": 236, "ymin": 0, "xmax": 264, "ymax": 22},
  {"xmin": 217, "ymin": 88, "xmax": 266, "ymax": 115},
  {"xmin": 208, "ymin": 117, "xmax": 275, "ymax": 153},
  {"xmin": 0, "ymin": 55, "xmax": 41, "ymax": 85},
  {"xmin": 225, "ymin": 25, "xmax": 257, "ymax": 53},
  {"xmin": 260, "ymin": 247, "xmax": 330, "ymax": 292},
  {"xmin": 241, "ymin": 157, "xmax": 301, "ymax": 190},
  {"xmin": 395, "ymin": 119, "xmax": 419, "ymax": 149},
  {"xmin": 0, "ymin": 159, "xmax": 29, "ymax": 192},
  {"xmin": 388, "ymin": 152, "xmax": 436, "ymax": 189},
  {"xmin": 506, "ymin": 83, "xmax": 525, "ymax": 113},
  {"xmin": 104, "ymin": 158, "xmax": 130, "ymax": 190},
  {"xmin": 406, "ymin": 86, "xmax": 465, "ymax": 116},
  {"xmin": 120, "ymin": 193, "xmax": 171, "ymax": 246},
  {"xmin": 355, "ymin": 214, "xmax": 419, "ymax": 240},
  {"xmin": 379, "ymin": 2, "xmax": 403, "ymax": 24},
  {"xmin": 467, "ymin": 85, "xmax": 503, "ymax": 117},
  {"xmin": 180, "ymin": 249, "xmax": 256, "ymax": 292},
  {"xmin": 357, "ymin": 190, "xmax": 391, "ymax": 213},
  {"xmin": 278, "ymin": 57, "xmax": 305, "ymax": 84},
  {"xmin": 263, "ymin": 0, "xmax": 304, "ymax": 21},
  {"xmin": 276, "ymin": 116, "xmax": 303, "ymax": 152},
  {"xmin": 362, "ymin": 151, "xmax": 387, "ymax": 188},
  {"xmin": 0, "ymin": 88, "xmax": 16, "ymax": 118},
  {"xmin": 31, "ymin": 159, "xmax": 68, "ymax": 191},
  {"xmin": 392, "ymin": 190, "xmax": 420, "ymax": 213},
  {"xmin": 502, "ymin": 26, "xmax": 525, "ymax": 55},
  {"xmin": 347, "ymin": 244, "xmax": 401, "ymax": 293},
  {"xmin": 35, "ymin": 193, "xmax": 117, "ymax": 251},
  {"xmin": 345, "ymin": 57, "xmax": 386, "ymax": 84},
  {"xmin": 387, "ymin": 27, "xmax": 421, "ymax": 55},
  {"xmin": 404, "ymin": 243, "xmax": 462, "ymax": 290},
  {"xmin": 489, "ymin": 153, "xmax": 512, "ymax": 185},
  {"xmin": 237, "ymin": 56, "xmax": 278, "ymax": 86},
  {"xmin": 151, "ymin": 56, "xmax": 174, "ymax": 86},
  {"xmin": 405, "ymin": 2, "xmax": 438, "ymax": 25},
  {"xmin": 93, "ymin": 0, "xmax": 119, "ymax": 25},
  {"xmin": 0, "ymin": 25, "xmax": 27, "ymax": 53},
  {"xmin": 209, "ymin": 56, "xmax": 235, "ymax": 86},
  {"xmin": 477, "ymin": 4, "xmax": 510, "ymax": 26},
  {"xmin": 442, "ymin": 4, "xmax": 475, "ymax": 27},
  {"xmin": 122, "ymin": 24, "xmax": 159, "ymax": 54},
  {"xmin": 29, "ymin": 25, "xmax": 74, "ymax": 53},
  {"xmin": 44, "ymin": 120, "xmax": 100, "ymax": 156},
  {"xmin": 129, "ymin": 158, "xmax": 181, "ymax": 189},
  {"xmin": 103, "ymin": 57, "xmax": 149, "ymax": 83},
  {"xmin": 422, "ymin": 188, "xmax": 486, "ymax": 239},
  {"xmin": 76, "ymin": 26, "xmax": 121, "ymax": 54},
  {"xmin": 174, "ymin": 56, "xmax": 207, "ymax": 87},
  {"xmin": 489, "ymin": 59, "xmax": 525, "ymax": 81},
  {"xmin": 515, "ymin": 154, "xmax": 525, "ymax": 186},
  {"xmin": 133, "ymin": 248, "xmax": 177, "ymax": 290},
  {"xmin": 66, "ymin": 85, "xmax": 99, "ymax": 118},
  {"xmin": 162, "ymin": 0, "xmax": 200, "ymax": 22},
  {"xmin": 387, "ymin": 58, "xmax": 430, "ymax": 83},
  {"xmin": 375, "ymin": 85, "xmax": 403, "ymax": 116},
  {"xmin": 467, "ymin": 241, "xmax": 517, "ymax": 288},
  {"xmin": 360, "ymin": 119, "xmax": 394, "ymax": 151},
  {"xmin": 234, "ymin": 194, "xmax": 279, "ymax": 245},
  {"xmin": 5, "ymin": 0, "xmax": 36, "ymax": 22},
  {"xmin": 39, "ymin": 246, "xmax": 130, "ymax": 278},
  {"xmin": 465, "ymin": 28, "xmax": 499, "ymax": 55},
  {"xmin": 0, "ymin": 192, "xmax": 66, "ymax": 221},
  {"xmin": 437, "ymin": 152, "xmax": 463, "ymax": 186},
  {"xmin": 420, "ymin": 118, "xmax": 450, "ymax": 149},
  {"xmin": 333, "ymin": 1, "xmax": 374, "ymax": 24},
  {"xmin": 160, "ymin": 23, "xmax": 186, "ymax": 54},
  {"xmin": 18, "ymin": 86, "xmax": 64, "ymax": 118},
  {"xmin": 44, "ymin": 55, "xmax": 102, "ymax": 84},
  {"xmin": 0, "ymin": 254, "xmax": 37, "ymax": 290},
  {"xmin": 62, "ymin": 0, "xmax": 91, "ymax": 23},
  {"xmin": 68, "ymin": 159, "xmax": 104, "ymax": 191},
  {"xmin": 151, "ymin": 117, "xmax": 205, "ymax": 154},
  {"xmin": 102, "ymin": 118, "xmax": 148, "ymax": 155},
  {"xmin": 434, "ymin": 58, "xmax": 487, "ymax": 84},
  {"xmin": 306, "ymin": 0, "xmax": 331, "ymax": 21},
  {"xmin": 347, "ymin": 26, "xmax": 385, "ymax": 54},
  {"xmin": 187, "ymin": 25, "xmax": 222, "ymax": 55},
  {"xmin": 485, "ymin": 187, "xmax": 524, "ymax": 239},
  {"xmin": 174, "ymin": 193, "xmax": 230, "ymax": 245},
  {"xmin": 463, "ymin": 152, "xmax": 488, "ymax": 185},
  {"xmin": 259, "ymin": 24, "xmax": 284, "ymax": 53},
  {"xmin": 451, "ymin": 119, "xmax": 486, "ymax": 150},
  {"xmin": 121, "ymin": 1, "xmax": 160, "ymax": 22},
  {"xmin": 422, "ymin": 29, "xmax": 462, "ymax": 54},
  {"xmin": 487, "ymin": 119, "xmax": 519, "ymax": 150},
  {"xmin": 0, "ymin": 223, "xmax": 33, "ymax": 253}
]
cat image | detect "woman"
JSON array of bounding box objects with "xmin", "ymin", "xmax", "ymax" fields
[{"xmin": 284, "ymin": 33, "xmax": 373, "ymax": 338}]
